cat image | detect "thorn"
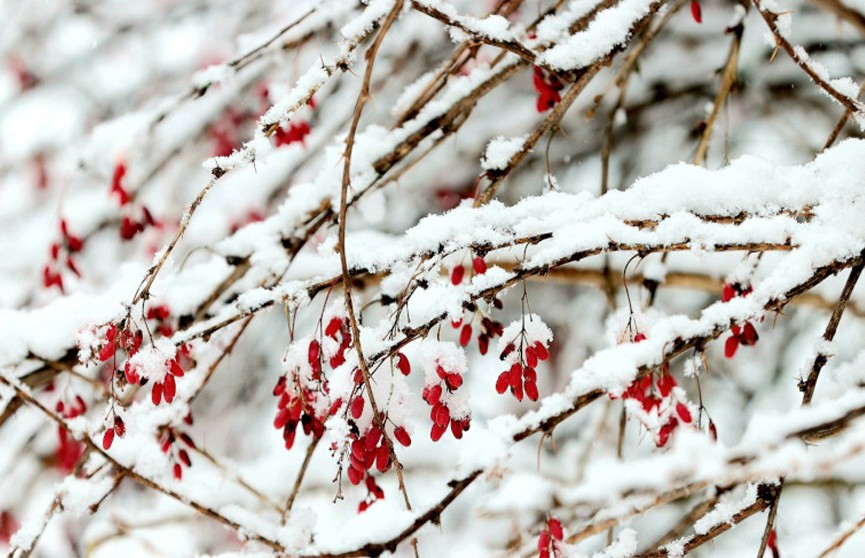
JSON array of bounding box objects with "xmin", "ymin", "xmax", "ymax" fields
[{"xmin": 769, "ymin": 43, "xmax": 781, "ymax": 64}]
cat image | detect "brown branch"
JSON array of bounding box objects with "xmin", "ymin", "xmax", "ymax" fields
[
  {"xmin": 648, "ymin": 492, "xmax": 721, "ymax": 549},
  {"xmin": 633, "ymin": 484, "xmax": 776, "ymax": 558},
  {"xmin": 513, "ymin": 253, "xmax": 862, "ymax": 442},
  {"xmin": 693, "ymin": 21, "xmax": 743, "ymax": 166},
  {"xmin": 565, "ymin": 481, "xmax": 709, "ymax": 545},
  {"xmin": 823, "ymin": 79, "xmax": 865, "ymax": 150},
  {"xmin": 409, "ymin": 1, "xmax": 541, "ymax": 67},
  {"xmin": 816, "ymin": 510, "xmax": 865, "ymax": 558},
  {"xmin": 302, "ymin": 470, "xmax": 482, "ymax": 558},
  {"xmin": 283, "ymin": 436, "xmax": 321, "ymax": 519},
  {"xmin": 754, "ymin": 0, "xmax": 865, "ymax": 116},
  {"xmin": 475, "ymin": 56, "xmax": 610, "ymax": 205},
  {"xmin": 337, "ymin": 0, "xmax": 414, "ymax": 511},
  {"xmin": 475, "ymin": 0, "xmax": 671, "ymax": 205},
  {"xmin": 800, "ymin": 258, "xmax": 864, "ymax": 404},
  {"xmin": 0, "ymin": 374, "xmax": 287, "ymax": 553},
  {"xmin": 755, "ymin": 480, "xmax": 783, "ymax": 558}
]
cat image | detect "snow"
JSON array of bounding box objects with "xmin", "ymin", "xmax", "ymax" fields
[
  {"xmin": 481, "ymin": 135, "xmax": 527, "ymax": 171},
  {"xmin": 6, "ymin": 2, "xmax": 865, "ymax": 557},
  {"xmin": 540, "ymin": 0, "xmax": 656, "ymax": 71}
]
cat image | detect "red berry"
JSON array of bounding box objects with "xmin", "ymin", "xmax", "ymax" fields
[
  {"xmin": 451, "ymin": 419, "xmax": 464, "ymax": 439},
  {"xmin": 430, "ymin": 422, "xmax": 446, "ymax": 442},
  {"xmin": 741, "ymin": 321, "xmax": 759, "ymax": 345},
  {"xmin": 658, "ymin": 418, "xmax": 679, "ymax": 447},
  {"xmin": 657, "ymin": 372, "xmax": 676, "ymax": 397},
  {"xmin": 173, "ymin": 463, "xmax": 183, "ymax": 480},
  {"xmin": 451, "ymin": 265, "xmax": 465, "ymax": 285},
  {"xmin": 325, "ymin": 317, "xmax": 342, "ymax": 337},
  {"xmin": 274, "ymin": 408, "xmax": 291, "ymax": 429},
  {"xmin": 351, "ymin": 439, "xmax": 366, "ymax": 460},
  {"xmin": 394, "ymin": 426, "xmax": 412, "ymax": 447},
  {"xmin": 524, "ymin": 380, "xmax": 539, "ymax": 401},
  {"xmin": 526, "ymin": 346, "xmax": 538, "ymax": 368},
  {"xmin": 424, "ymin": 384, "xmax": 442, "ymax": 406},
  {"xmin": 459, "ymin": 324, "xmax": 472, "ymax": 346},
  {"xmin": 114, "ymin": 416, "xmax": 125, "ymax": 437},
  {"xmin": 351, "ymin": 396, "xmax": 365, "ymax": 419},
  {"xmin": 365, "ymin": 426, "xmax": 382, "ymax": 451},
  {"xmin": 152, "ymin": 382, "xmax": 163, "ymax": 405},
  {"xmin": 179, "ymin": 433, "xmax": 195, "ymax": 449},
  {"xmin": 676, "ymin": 402, "xmax": 692, "ymax": 423},
  {"xmin": 98, "ymin": 341, "xmax": 114, "ymax": 362},
  {"xmin": 375, "ymin": 445, "xmax": 390, "ymax": 472},
  {"xmin": 166, "ymin": 358, "xmax": 183, "ymax": 377},
  {"xmin": 284, "ymin": 424, "xmax": 297, "ymax": 449},
  {"xmin": 533, "ymin": 342, "xmax": 549, "ymax": 361},
  {"xmin": 308, "ymin": 339, "xmax": 320, "ymax": 366},
  {"xmin": 350, "ymin": 452, "xmax": 365, "ymax": 472},
  {"xmin": 472, "ymin": 257, "xmax": 487, "ymax": 274},
  {"xmin": 548, "ymin": 517, "xmax": 563, "ymax": 540},
  {"xmin": 273, "ymin": 376, "xmax": 286, "ymax": 396},
  {"xmin": 508, "ymin": 363, "xmax": 522, "ymax": 389},
  {"xmin": 347, "ymin": 465, "xmax": 363, "ymax": 485},
  {"xmin": 724, "ymin": 335, "xmax": 739, "ymax": 358},
  {"xmin": 434, "ymin": 404, "xmax": 450, "ymax": 427},
  {"xmin": 163, "ymin": 373, "xmax": 176, "ymax": 403},
  {"xmin": 396, "ymin": 352, "xmax": 410, "ymax": 375},
  {"xmin": 178, "ymin": 449, "xmax": 192, "ymax": 467},
  {"xmin": 538, "ymin": 529, "xmax": 550, "ymax": 552},
  {"xmin": 102, "ymin": 428, "xmax": 115, "ymax": 450},
  {"xmin": 690, "ymin": 0, "xmax": 702, "ymax": 23},
  {"xmin": 446, "ymin": 373, "xmax": 463, "ymax": 390},
  {"xmin": 495, "ymin": 371, "xmax": 509, "ymax": 394},
  {"xmin": 767, "ymin": 529, "xmax": 778, "ymax": 556},
  {"xmin": 119, "ymin": 216, "xmax": 141, "ymax": 240}
]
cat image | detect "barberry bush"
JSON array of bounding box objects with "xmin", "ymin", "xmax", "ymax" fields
[{"xmin": 3, "ymin": 0, "xmax": 865, "ymax": 556}]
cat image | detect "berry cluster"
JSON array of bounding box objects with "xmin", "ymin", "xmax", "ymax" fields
[
  {"xmin": 422, "ymin": 361, "xmax": 471, "ymax": 441},
  {"xmin": 158, "ymin": 418, "xmax": 196, "ymax": 480},
  {"xmin": 274, "ymin": 120, "xmax": 311, "ymax": 147},
  {"xmin": 273, "ymin": 374, "xmax": 327, "ymax": 450},
  {"xmin": 532, "ymin": 66, "xmax": 564, "ymax": 112},
  {"xmin": 209, "ymin": 84, "xmax": 314, "ymax": 156},
  {"xmin": 347, "ymin": 424, "xmax": 397, "ymax": 485},
  {"xmin": 618, "ymin": 338, "xmax": 695, "ymax": 447},
  {"xmin": 721, "ymin": 282, "xmax": 760, "ymax": 358},
  {"xmin": 92, "ymin": 307, "xmax": 190, "ymax": 406},
  {"xmin": 110, "ymin": 160, "xmax": 159, "ymax": 241},
  {"xmin": 53, "ymin": 389, "xmax": 87, "ymax": 473},
  {"xmin": 42, "ymin": 219, "xmax": 83, "ymax": 291},
  {"xmin": 495, "ymin": 317, "xmax": 553, "ymax": 402},
  {"xmin": 538, "ymin": 516, "xmax": 565, "ymax": 558},
  {"xmin": 271, "ymin": 314, "xmax": 352, "ymax": 451},
  {"xmin": 449, "ymin": 258, "xmax": 505, "ymax": 354},
  {"xmin": 323, "ymin": 315, "xmax": 352, "ymax": 369},
  {"xmin": 101, "ymin": 414, "xmax": 126, "ymax": 451},
  {"xmin": 357, "ymin": 475, "xmax": 385, "ymax": 513}
]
